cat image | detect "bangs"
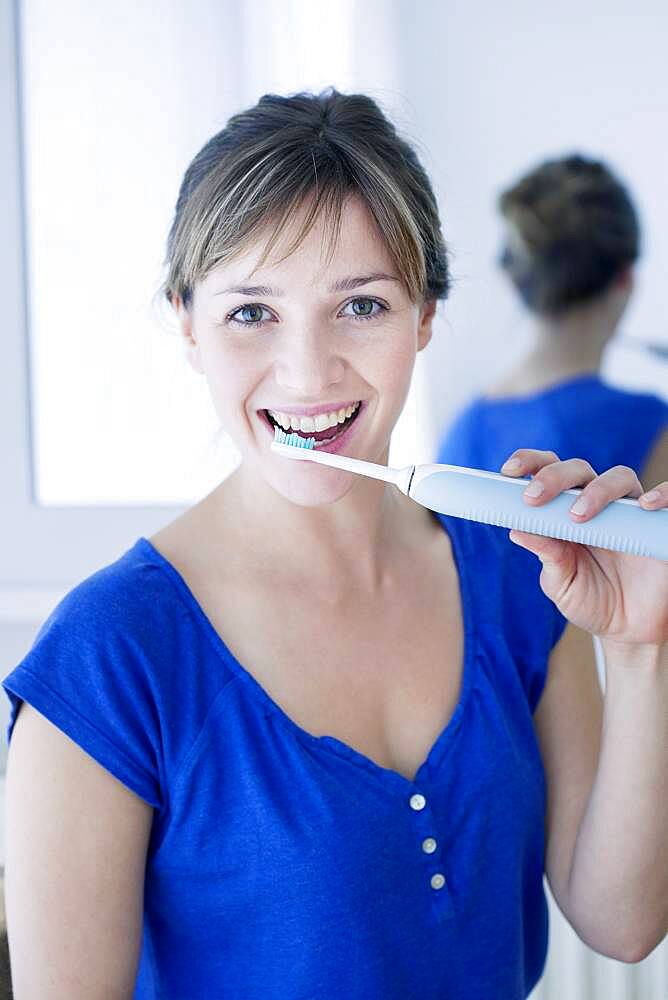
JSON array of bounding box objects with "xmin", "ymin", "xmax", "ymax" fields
[
  {"xmin": 255, "ymin": 179, "xmax": 347, "ymax": 277},
  {"xmin": 174, "ymin": 137, "xmax": 426, "ymax": 304}
]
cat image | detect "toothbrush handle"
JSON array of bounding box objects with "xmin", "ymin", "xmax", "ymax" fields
[{"xmin": 408, "ymin": 464, "xmax": 668, "ymax": 561}]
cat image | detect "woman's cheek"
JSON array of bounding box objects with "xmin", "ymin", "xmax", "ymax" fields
[
  {"xmin": 380, "ymin": 336, "xmax": 420, "ymax": 393},
  {"xmin": 199, "ymin": 354, "xmax": 255, "ymax": 426}
]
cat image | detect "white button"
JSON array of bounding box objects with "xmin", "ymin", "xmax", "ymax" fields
[
  {"xmin": 409, "ymin": 793, "xmax": 426, "ymax": 811},
  {"xmin": 431, "ymin": 873, "xmax": 446, "ymax": 890},
  {"xmin": 422, "ymin": 837, "xmax": 437, "ymax": 854}
]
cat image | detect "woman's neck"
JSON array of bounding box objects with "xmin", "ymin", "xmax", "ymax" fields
[{"xmin": 198, "ymin": 458, "xmax": 433, "ymax": 601}]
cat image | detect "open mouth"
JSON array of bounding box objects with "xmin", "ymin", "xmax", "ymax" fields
[{"xmin": 262, "ymin": 401, "xmax": 363, "ymax": 448}]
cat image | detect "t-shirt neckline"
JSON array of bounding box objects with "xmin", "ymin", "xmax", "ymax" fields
[{"xmin": 135, "ymin": 515, "xmax": 477, "ymax": 793}]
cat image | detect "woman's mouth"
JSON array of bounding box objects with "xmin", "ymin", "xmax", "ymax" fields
[{"xmin": 261, "ymin": 401, "xmax": 364, "ymax": 451}]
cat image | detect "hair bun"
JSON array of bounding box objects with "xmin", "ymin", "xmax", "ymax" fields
[{"xmin": 498, "ymin": 154, "xmax": 639, "ymax": 314}]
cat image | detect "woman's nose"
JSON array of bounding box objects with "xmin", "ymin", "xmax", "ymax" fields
[{"xmin": 274, "ymin": 331, "xmax": 345, "ymax": 397}]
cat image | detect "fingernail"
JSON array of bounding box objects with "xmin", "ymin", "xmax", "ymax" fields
[
  {"xmin": 642, "ymin": 489, "xmax": 660, "ymax": 504},
  {"xmin": 570, "ymin": 497, "xmax": 589, "ymax": 516},
  {"xmin": 524, "ymin": 480, "xmax": 545, "ymax": 498},
  {"xmin": 502, "ymin": 458, "xmax": 522, "ymax": 473}
]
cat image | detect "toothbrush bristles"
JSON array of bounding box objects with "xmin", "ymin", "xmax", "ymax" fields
[{"xmin": 274, "ymin": 427, "xmax": 316, "ymax": 450}]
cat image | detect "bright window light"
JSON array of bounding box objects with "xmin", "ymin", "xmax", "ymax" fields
[{"xmin": 22, "ymin": 0, "xmax": 410, "ymax": 506}]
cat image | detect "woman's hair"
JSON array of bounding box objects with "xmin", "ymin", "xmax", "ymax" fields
[
  {"xmin": 163, "ymin": 89, "xmax": 449, "ymax": 308},
  {"xmin": 498, "ymin": 154, "xmax": 640, "ymax": 316}
]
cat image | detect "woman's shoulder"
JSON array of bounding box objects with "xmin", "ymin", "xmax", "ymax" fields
[
  {"xmin": 34, "ymin": 537, "xmax": 179, "ymax": 646},
  {"xmin": 2, "ymin": 536, "xmax": 190, "ymax": 706},
  {"xmin": 594, "ymin": 377, "xmax": 668, "ymax": 413},
  {"xmin": 1, "ymin": 533, "xmax": 233, "ymax": 810},
  {"xmin": 1, "ymin": 539, "xmax": 178, "ymax": 808}
]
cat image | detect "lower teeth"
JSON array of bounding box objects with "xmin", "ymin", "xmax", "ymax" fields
[{"xmin": 318, "ymin": 429, "xmax": 342, "ymax": 445}]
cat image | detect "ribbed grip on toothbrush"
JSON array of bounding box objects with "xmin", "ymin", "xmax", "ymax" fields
[{"xmin": 408, "ymin": 466, "xmax": 668, "ymax": 561}]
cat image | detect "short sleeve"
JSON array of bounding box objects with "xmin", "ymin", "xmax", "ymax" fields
[{"xmin": 2, "ymin": 560, "xmax": 165, "ymax": 809}]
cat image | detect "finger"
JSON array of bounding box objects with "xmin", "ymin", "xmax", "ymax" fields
[
  {"xmin": 567, "ymin": 465, "xmax": 643, "ymax": 521},
  {"xmin": 500, "ymin": 449, "xmax": 560, "ymax": 476},
  {"xmin": 520, "ymin": 457, "xmax": 597, "ymax": 505},
  {"xmin": 638, "ymin": 481, "xmax": 668, "ymax": 509}
]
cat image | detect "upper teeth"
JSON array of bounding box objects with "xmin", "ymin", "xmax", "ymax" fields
[{"xmin": 268, "ymin": 401, "xmax": 360, "ymax": 434}]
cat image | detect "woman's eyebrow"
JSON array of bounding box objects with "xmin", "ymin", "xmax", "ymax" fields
[
  {"xmin": 214, "ymin": 284, "xmax": 279, "ymax": 297},
  {"xmin": 329, "ymin": 272, "xmax": 400, "ymax": 292},
  {"xmin": 213, "ymin": 273, "xmax": 400, "ymax": 297}
]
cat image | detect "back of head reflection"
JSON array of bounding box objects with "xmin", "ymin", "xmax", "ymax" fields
[
  {"xmin": 437, "ymin": 153, "xmax": 667, "ymax": 486},
  {"xmin": 498, "ymin": 154, "xmax": 638, "ymax": 390}
]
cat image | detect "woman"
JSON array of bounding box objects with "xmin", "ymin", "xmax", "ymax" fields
[
  {"xmin": 437, "ymin": 154, "xmax": 668, "ymax": 482},
  {"xmin": 3, "ymin": 92, "xmax": 667, "ymax": 1000}
]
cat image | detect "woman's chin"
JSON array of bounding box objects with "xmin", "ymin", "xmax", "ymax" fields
[{"xmin": 257, "ymin": 458, "xmax": 360, "ymax": 508}]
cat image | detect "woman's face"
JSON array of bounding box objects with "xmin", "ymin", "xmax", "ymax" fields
[{"xmin": 176, "ymin": 196, "xmax": 435, "ymax": 507}]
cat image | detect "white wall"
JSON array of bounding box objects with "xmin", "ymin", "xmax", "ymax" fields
[{"xmin": 396, "ymin": 0, "xmax": 668, "ymax": 441}]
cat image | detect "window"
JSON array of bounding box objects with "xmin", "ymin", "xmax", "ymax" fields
[{"xmin": 19, "ymin": 0, "xmax": 407, "ymax": 507}]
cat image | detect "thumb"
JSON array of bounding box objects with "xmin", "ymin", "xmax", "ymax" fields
[{"xmin": 508, "ymin": 530, "xmax": 577, "ymax": 602}]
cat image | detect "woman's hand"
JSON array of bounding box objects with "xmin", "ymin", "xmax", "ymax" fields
[{"xmin": 500, "ymin": 449, "xmax": 668, "ymax": 647}]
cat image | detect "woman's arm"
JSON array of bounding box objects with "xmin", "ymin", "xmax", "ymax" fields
[
  {"xmin": 5, "ymin": 702, "xmax": 153, "ymax": 998},
  {"xmin": 564, "ymin": 640, "xmax": 667, "ymax": 961},
  {"xmin": 532, "ymin": 625, "xmax": 602, "ymax": 935},
  {"xmin": 535, "ymin": 628, "xmax": 668, "ymax": 962}
]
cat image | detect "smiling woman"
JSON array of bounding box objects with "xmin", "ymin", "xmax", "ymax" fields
[{"xmin": 3, "ymin": 88, "xmax": 668, "ymax": 1000}]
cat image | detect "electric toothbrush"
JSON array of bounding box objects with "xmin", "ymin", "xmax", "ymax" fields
[{"xmin": 270, "ymin": 428, "xmax": 668, "ymax": 561}]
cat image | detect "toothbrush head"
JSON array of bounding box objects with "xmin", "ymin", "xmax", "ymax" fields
[{"xmin": 271, "ymin": 426, "xmax": 317, "ymax": 458}]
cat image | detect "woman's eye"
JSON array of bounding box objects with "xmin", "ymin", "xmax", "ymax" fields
[
  {"xmin": 228, "ymin": 304, "xmax": 273, "ymax": 326},
  {"xmin": 342, "ymin": 297, "xmax": 387, "ymax": 320}
]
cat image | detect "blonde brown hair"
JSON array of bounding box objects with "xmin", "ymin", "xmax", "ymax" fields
[
  {"xmin": 498, "ymin": 154, "xmax": 640, "ymax": 315},
  {"xmin": 163, "ymin": 89, "xmax": 449, "ymax": 308}
]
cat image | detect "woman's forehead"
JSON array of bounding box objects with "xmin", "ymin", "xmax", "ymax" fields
[{"xmin": 201, "ymin": 198, "xmax": 398, "ymax": 294}]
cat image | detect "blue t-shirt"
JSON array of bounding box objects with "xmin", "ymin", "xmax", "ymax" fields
[
  {"xmin": 3, "ymin": 519, "xmax": 566, "ymax": 1000},
  {"xmin": 437, "ymin": 373, "xmax": 667, "ymax": 476}
]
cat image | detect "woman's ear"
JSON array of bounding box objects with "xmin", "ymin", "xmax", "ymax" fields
[
  {"xmin": 614, "ymin": 264, "xmax": 636, "ymax": 298},
  {"xmin": 173, "ymin": 294, "xmax": 205, "ymax": 374},
  {"xmin": 417, "ymin": 299, "xmax": 437, "ymax": 351},
  {"xmin": 615, "ymin": 265, "xmax": 635, "ymax": 296}
]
